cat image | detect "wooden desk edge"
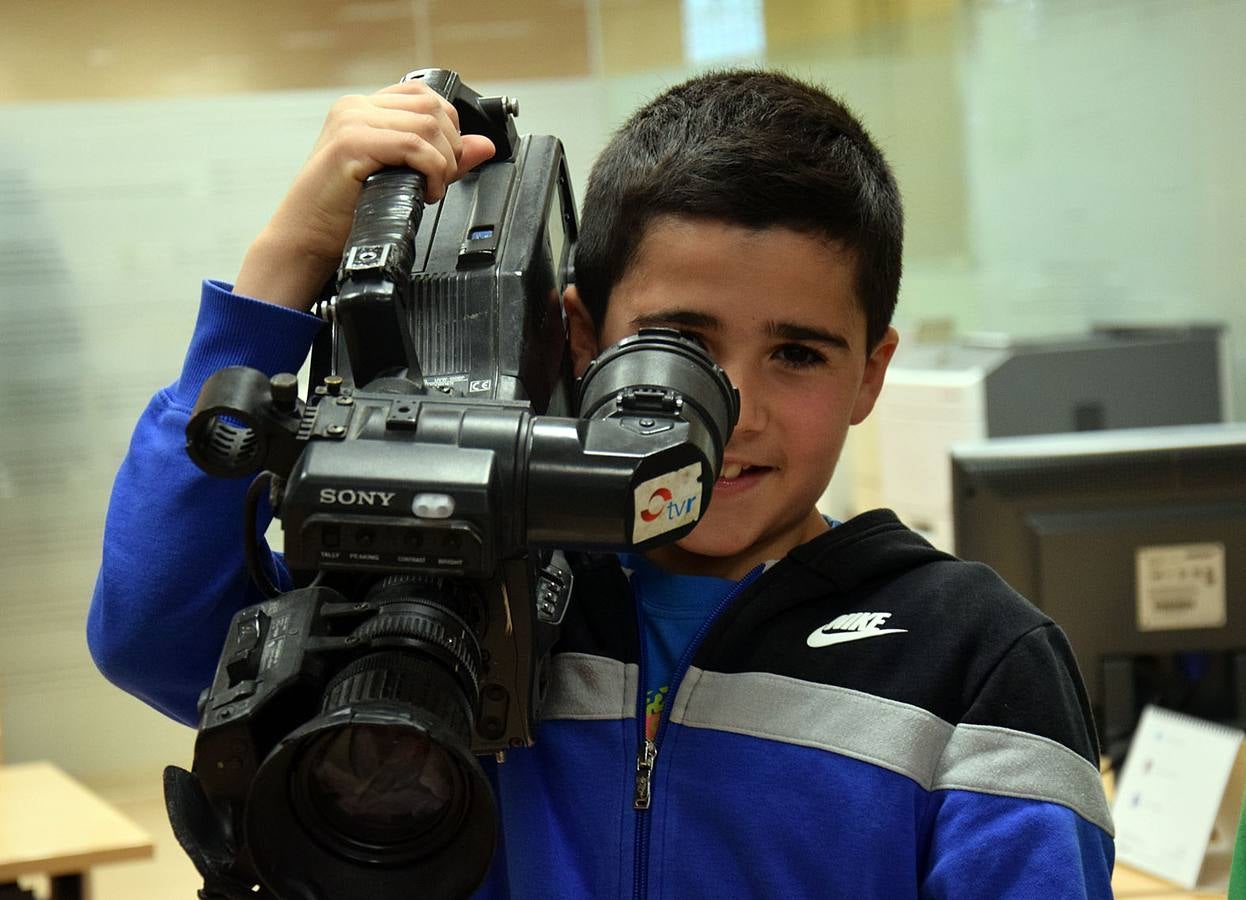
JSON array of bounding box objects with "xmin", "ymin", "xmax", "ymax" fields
[
  {"xmin": 0, "ymin": 841, "xmax": 155, "ymax": 881},
  {"xmin": 0, "ymin": 761, "xmax": 157, "ymax": 881}
]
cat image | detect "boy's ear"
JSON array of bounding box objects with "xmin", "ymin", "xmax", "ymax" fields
[
  {"xmin": 562, "ymin": 285, "xmax": 600, "ymax": 378},
  {"xmin": 849, "ymin": 326, "xmax": 900, "ymax": 426}
]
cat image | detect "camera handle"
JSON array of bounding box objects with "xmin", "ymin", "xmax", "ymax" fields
[{"xmin": 333, "ymin": 68, "xmax": 521, "ymax": 389}]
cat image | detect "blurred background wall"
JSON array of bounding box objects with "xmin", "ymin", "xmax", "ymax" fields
[{"xmin": 1, "ymin": 0, "xmax": 1243, "ymax": 780}]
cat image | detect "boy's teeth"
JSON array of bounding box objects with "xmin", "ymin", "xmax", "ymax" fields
[{"xmin": 721, "ymin": 463, "xmax": 743, "ymax": 480}]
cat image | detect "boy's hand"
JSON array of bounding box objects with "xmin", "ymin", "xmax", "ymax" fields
[{"xmin": 235, "ymin": 79, "xmax": 497, "ymax": 311}]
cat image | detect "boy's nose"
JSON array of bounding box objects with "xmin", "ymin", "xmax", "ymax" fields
[{"xmin": 726, "ymin": 370, "xmax": 767, "ymax": 435}]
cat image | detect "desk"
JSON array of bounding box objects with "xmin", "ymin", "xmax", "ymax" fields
[
  {"xmin": 0, "ymin": 762, "xmax": 154, "ymax": 900},
  {"xmin": 1114, "ymin": 862, "xmax": 1226, "ymax": 898}
]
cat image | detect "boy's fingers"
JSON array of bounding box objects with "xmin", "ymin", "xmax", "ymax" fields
[
  {"xmin": 385, "ymin": 133, "xmax": 494, "ymax": 200},
  {"xmin": 371, "ymin": 132, "xmax": 493, "ymax": 201},
  {"xmin": 368, "ymin": 90, "xmax": 457, "ymax": 124},
  {"xmin": 375, "ymin": 79, "xmax": 462, "ymax": 131},
  {"xmin": 314, "ymin": 122, "xmax": 451, "ymax": 200},
  {"xmin": 342, "ymin": 104, "xmax": 459, "ymax": 146},
  {"xmin": 413, "ymin": 131, "xmax": 460, "ymax": 201},
  {"xmin": 347, "ymin": 93, "xmax": 467, "ymax": 176},
  {"xmin": 370, "ymin": 129, "xmax": 458, "ymax": 200},
  {"xmin": 364, "ymin": 98, "xmax": 463, "ymax": 159},
  {"xmin": 316, "ymin": 104, "xmax": 462, "ymax": 199}
]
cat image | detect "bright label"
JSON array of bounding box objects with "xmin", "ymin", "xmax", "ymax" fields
[
  {"xmin": 1113, "ymin": 705, "xmax": 1245, "ymax": 889},
  {"xmin": 1135, "ymin": 542, "xmax": 1227, "ymax": 632},
  {"xmin": 632, "ymin": 463, "xmax": 703, "ymax": 544}
]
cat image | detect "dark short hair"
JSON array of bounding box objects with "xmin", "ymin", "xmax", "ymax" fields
[{"xmin": 574, "ymin": 69, "xmax": 903, "ymax": 350}]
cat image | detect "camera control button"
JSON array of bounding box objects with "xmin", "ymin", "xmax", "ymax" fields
[{"xmin": 413, "ymin": 493, "xmax": 455, "ymax": 519}]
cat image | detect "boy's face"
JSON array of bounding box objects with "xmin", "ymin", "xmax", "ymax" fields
[{"xmin": 565, "ymin": 216, "xmax": 898, "ymax": 579}]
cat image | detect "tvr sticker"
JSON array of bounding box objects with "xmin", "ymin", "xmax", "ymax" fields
[{"xmin": 632, "ymin": 463, "xmax": 702, "ymax": 544}]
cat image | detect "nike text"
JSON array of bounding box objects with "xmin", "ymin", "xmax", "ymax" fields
[{"xmin": 807, "ymin": 611, "xmax": 908, "ymax": 648}]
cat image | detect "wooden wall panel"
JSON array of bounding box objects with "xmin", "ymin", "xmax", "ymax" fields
[
  {"xmin": 1, "ymin": 0, "xmax": 592, "ymax": 101},
  {"xmin": 599, "ymin": 0, "xmax": 684, "ymax": 75}
]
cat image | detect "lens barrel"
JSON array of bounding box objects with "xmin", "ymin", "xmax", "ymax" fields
[
  {"xmin": 295, "ymin": 653, "xmax": 474, "ymax": 859},
  {"xmin": 242, "ymin": 581, "xmax": 497, "ymax": 900}
]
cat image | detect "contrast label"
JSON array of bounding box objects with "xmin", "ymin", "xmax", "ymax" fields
[
  {"xmin": 1135, "ymin": 543, "xmax": 1227, "ymax": 632},
  {"xmin": 632, "ymin": 463, "xmax": 702, "ymax": 544}
]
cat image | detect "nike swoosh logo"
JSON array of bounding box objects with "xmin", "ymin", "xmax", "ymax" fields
[{"xmin": 806, "ymin": 628, "xmax": 908, "ymax": 648}]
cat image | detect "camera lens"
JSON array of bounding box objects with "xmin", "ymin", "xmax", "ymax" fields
[
  {"xmin": 220, "ymin": 575, "xmax": 500, "ymax": 898},
  {"xmin": 301, "ymin": 723, "xmax": 464, "ymax": 847},
  {"xmin": 283, "ymin": 646, "xmax": 478, "ymax": 864},
  {"xmin": 246, "ymin": 700, "xmax": 496, "ymax": 899},
  {"xmin": 242, "ymin": 582, "xmax": 498, "ymax": 900}
]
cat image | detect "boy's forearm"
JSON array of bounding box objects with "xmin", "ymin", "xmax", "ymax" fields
[{"xmin": 233, "ymin": 229, "xmax": 337, "ymax": 312}]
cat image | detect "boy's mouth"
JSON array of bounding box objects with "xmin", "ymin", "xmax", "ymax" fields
[{"xmin": 718, "ymin": 462, "xmax": 770, "ymax": 481}]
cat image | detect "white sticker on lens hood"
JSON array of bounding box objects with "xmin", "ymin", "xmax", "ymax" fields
[{"xmin": 632, "ymin": 462, "xmax": 703, "ymax": 544}]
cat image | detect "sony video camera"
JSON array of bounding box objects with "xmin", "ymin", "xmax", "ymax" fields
[{"xmin": 163, "ymin": 69, "xmax": 738, "ymax": 900}]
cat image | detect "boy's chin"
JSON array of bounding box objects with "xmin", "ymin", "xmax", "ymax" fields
[
  {"xmin": 644, "ymin": 520, "xmax": 779, "ymax": 579},
  {"xmin": 645, "ymin": 509, "xmax": 829, "ymax": 579},
  {"xmin": 672, "ymin": 525, "xmax": 752, "ymax": 559}
]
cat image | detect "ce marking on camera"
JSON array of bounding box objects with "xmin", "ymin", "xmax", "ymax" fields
[{"xmin": 469, "ymin": 379, "xmax": 493, "ymax": 393}]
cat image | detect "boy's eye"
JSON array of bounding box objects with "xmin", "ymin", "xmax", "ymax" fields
[
  {"xmin": 774, "ymin": 344, "xmax": 827, "ymax": 368},
  {"xmin": 677, "ymin": 330, "xmax": 707, "ymax": 352}
]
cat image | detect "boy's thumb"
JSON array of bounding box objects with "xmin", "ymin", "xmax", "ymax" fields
[{"xmin": 458, "ymin": 136, "xmax": 497, "ymax": 176}]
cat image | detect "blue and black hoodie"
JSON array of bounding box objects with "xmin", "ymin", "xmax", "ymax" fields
[{"xmin": 88, "ymin": 281, "xmax": 1115, "ymax": 899}]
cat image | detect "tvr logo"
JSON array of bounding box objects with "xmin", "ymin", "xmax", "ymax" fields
[
  {"xmin": 632, "ymin": 463, "xmax": 703, "ymax": 543},
  {"xmin": 640, "ymin": 487, "xmax": 698, "ymax": 523}
]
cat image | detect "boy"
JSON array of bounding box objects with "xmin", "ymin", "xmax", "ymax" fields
[{"xmin": 88, "ymin": 70, "xmax": 1114, "ymax": 897}]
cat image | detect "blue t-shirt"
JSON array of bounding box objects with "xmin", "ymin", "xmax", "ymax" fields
[
  {"xmin": 621, "ymin": 554, "xmax": 737, "ymax": 740},
  {"xmin": 622, "ymin": 520, "xmax": 839, "ymax": 740}
]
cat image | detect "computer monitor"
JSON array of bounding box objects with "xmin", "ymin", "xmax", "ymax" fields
[{"xmin": 951, "ymin": 424, "xmax": 1246, "ymax": 757}]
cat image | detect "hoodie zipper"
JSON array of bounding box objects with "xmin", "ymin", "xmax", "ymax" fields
[{"xmin": 631, "ymin": 563, "xmax": 766, "ymax": 900}]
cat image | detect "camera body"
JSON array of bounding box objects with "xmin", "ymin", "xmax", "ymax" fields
[
  {"xmin": 203, "ymin": 129, "xmax": 578, "ymax": 761},
  {"xmin": 169, "ymin": 70, "xmax": 738, "ymax": 900}
]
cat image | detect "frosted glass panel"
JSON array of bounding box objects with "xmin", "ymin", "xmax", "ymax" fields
[
  {"xmin": 0, "ymin": 94, "xmax": 334, "ymax": 775},
  {"xmin": 960, "ymin": 0, "xmax": 1246, "ymax": 355}
]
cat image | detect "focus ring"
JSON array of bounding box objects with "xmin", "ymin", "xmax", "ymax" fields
[
  {"xmin": 321, "ymin": 651, "xmax": 473, "ymax": 745},
  {"xmin": 353, "ymin": 601, "xmax": 483, "ymax": 697}
]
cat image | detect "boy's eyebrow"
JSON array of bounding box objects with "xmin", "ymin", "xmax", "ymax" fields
[
  {"xmin": 630, "ymin": 309, "xmax": 853, "ymax": 351},
  {"xmin": 766, "ymin": 321, "xmax": 853, "ymax": 351},
  {"xmin": 630, "ymin": 310, "xmax": 721, "ymax": 330}
]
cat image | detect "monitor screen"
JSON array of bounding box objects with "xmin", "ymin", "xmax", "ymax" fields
[{"xmin": 951, "ymin": 424, "xmax": 1246, "ymax": 755}]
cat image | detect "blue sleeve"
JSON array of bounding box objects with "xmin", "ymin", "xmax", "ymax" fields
[
  {"xmin": 922, "ymin": 791, "xmax": 1114, "ymax": 899},
  {"xmin": 87, "ymin": 280, "xmax": 324, "ymax": 725},
  {"xmin": 921, "ymin": 626, "xmax": 1115, "ymax": 898}
]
